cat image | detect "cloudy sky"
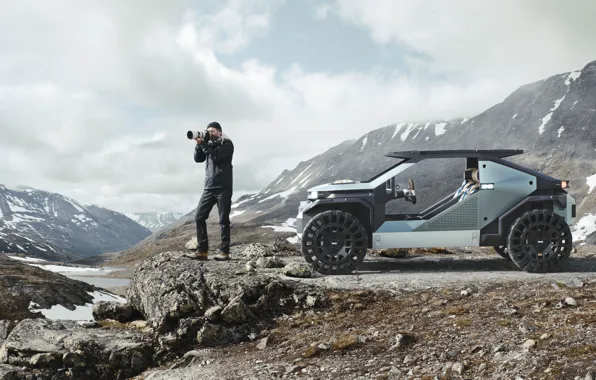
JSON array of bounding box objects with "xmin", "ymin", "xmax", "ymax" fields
[{"xmin": 1, "ymin": 0, "xmax": 595, "ymax": 214}]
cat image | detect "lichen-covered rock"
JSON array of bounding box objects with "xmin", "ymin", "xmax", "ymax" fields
[
  {"xmin": 273, "ymin": 237, "xmax": 299, "ymax": 253},
  {"xmin": 0, "ymin": 319, "xmax": 153, "ymax": 380},
  {"xmin": 283, "ymin": 263, "xmax": 313, "ymax": 278},
  {"xmin": 92, "ymin": 301, "xmax": 136, "ymax": 323},
  {"xmin": 239, "ymin": 243, "xmax": 276, "ymax": 258},
  {"xmin": 0, "ymin": 321, "xmax": 15, "ymax": 341}
]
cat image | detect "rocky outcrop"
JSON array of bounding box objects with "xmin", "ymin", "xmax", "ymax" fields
[
  {"xmin": 118, "ymin": 244, "xmax": 325, "ymax": 363},
  {"xmin": 0, "ymin": 242, "xmax": 330, "ymax": 379},
  {"xmin": 0, "ymin": 319, "xmax": 153, "ymax": 380},
  {"xmin": 0, "ymin": 255, "xmax": 98, "ymax": 320}
]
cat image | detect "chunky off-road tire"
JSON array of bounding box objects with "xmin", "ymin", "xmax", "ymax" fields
[
  {"xmin": 493, "ymin": 245, "xmax": 511, "ymax": 260},
  {"xmin": 301, "ymin": 210, "xmax": 368, "ymax": 275},
  {"xmin": 507, "ymin": 209, "xmax": 573, "ymax": 273}
]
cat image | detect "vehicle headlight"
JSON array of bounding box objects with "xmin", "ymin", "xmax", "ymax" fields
[{"xmin": 308, "ymin": 191, "xmax": 318, "ymax": 199}]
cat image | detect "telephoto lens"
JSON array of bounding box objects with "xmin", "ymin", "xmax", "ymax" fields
[{"xmin": 187, "ymin": 131, "xmax": 203, "ymax": 139}]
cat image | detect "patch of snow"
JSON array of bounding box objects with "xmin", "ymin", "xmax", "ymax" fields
[
  {"xmin": 391, "ymin": 123, "xmax": 405, "ymax": 139},
  {"xmin": 230, "ymin": 209, "xmax": 246, "ymax": 219},
  {"xmin": 400, "ymin": 123, "xmax": 416, "ymax": 141},
  {"xmin": 360, "ymin": 136, "xmax": 368, "ymax": 150},
  {"xmin": 572, "ymin": 213, "xmax": 596, "ymax": 241},
  {"xmin": 274, "ymin": 176, "xmax": 284, "ymax": 186},
  {"xmin": 571, "ymin": 100, "xmax": 579, "ymax": 110},
  {"xmin": 412, "ymin": 127, "xmax": 422, "ymax": 139},
  {"xmin": 538, "ymin": 94, "xmax": 567, "ymax": 135},
  {"xmin": 299, "ymin": 173, "xmax": 313, "ymax": 187},
  {"xmin": 587, "ymin": 173, "xmax": 596, "ymax": 194},
  {"xmin": 28, "ymin": 263, "xmax": 115, "ymax": 275},
  {"xmin": 289, "ymin": 163, "xmax": 314, "ymax": 186},
  {"xmin": 435, "ymin": 122, "xmax": 447, "ymax": 136},
  {"xmin": 29, "ymin": 290, "xmax": 126, "ymax": 321},
  {"xmin": 425, "ymin": 136, "xmax": 429, "ymax": 141},
  {"xmin": 231, "ymin": 198, "xmax": 250, "ymax": 209},
  {"xmin": 512, "ymin": 113, "xmax": 517, "ymax": 119},
  {"xmin": 565, "ymin": 70, "xmax": 581, "ymax": 86},
  {"xmin": 286, "ymin": 236, "xmax": 298, "ymax": 244},
  {"xmin": 258, "ymin": 187, "xmax": 297, "ymax": 203},
  {"xmin": 424, "ymin": 121, "xmax": 431, "ymax": 129},
  {"xmin": 538, "ymin": 113, "xmax": 552, "ymax": 135},
  {"xmin": 65, "ymin": 197, "xmax": 85, "ymax": 213},
  {"xmin": 461, "ymin": 118, "xmax": 469, "ymax": 124},
  {"xmin": 16, "ymin": 244, "xmax": 25, "ymax": 251},
  {"xmin": 557, "ymin": 126, "xmax": 565, "ymax": 138},
  {"xmin": 262, "ymin": 218, "xmax": 297, "ymax": 233},
  {"xmin": 7, "ymin": 255, "xmax": 47, "ymax": 262}
]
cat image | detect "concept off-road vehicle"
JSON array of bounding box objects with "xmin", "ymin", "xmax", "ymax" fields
[{"xmin": 296, "ymin": 150, "xmax": 576, "ymax": 275}]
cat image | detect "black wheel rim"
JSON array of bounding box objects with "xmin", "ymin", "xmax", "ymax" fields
[
  {"xmin": 303, "ymin": 212, "xmax": 367, "ymax": 271},
  {"xmin": 509, "ymin": 211, "xmax": 571, "ymax": 268}
]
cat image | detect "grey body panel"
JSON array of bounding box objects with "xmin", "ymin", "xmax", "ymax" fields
[
  {"xmin": 372, "ymin": 230, "xmax": 480, "ymax": 249},
  {"xmin": 414, "ymin": 192, "xmax": 481, "ymax": 231},
  {"xmin": 476, "ymin": 160, "xmax": 537, "ymax": 229}
]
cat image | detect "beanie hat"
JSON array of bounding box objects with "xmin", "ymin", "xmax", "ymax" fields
[{"xmin": 207, "ymin": 121, "xmax": 222, "ymax": 131}]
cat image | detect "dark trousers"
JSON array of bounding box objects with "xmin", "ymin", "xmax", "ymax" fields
[{"xmin": 194, "ymin": 188, "xmax": 232, "ymax": 254}]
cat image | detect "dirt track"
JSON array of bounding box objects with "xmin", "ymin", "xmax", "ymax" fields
[{"xmin": 297, "ymin": 249, "xmax": 596, "ymax": 292}]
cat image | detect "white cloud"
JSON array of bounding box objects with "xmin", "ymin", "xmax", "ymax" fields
[
  {"xmin": 319, "ymin": 0, "xmax": 596, "ymax": 83},
  {"xmin": 1, "ymin": 0, "xmax": 595, "ymax": 214}
]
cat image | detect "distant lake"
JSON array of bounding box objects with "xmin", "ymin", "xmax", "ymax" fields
[{"xmin": 67, "ymin": 276, "xmax": 130, "ymax": 289}]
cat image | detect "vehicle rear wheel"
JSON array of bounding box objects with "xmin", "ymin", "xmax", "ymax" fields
[
  {"xmin": 301, "ymin": 210, "xmax": 368, "ymax": 275},
  {"xmin": 507, "ymin": 209, "xmax": 572, "ymax": 273},
  {"xmin": 493, "ymin": 245, "xmax": 511, "ymax": 260}
]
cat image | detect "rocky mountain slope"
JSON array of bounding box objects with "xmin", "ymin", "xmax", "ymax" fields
[
  {"xmin": 226, "ymin": 59, "xmax": 596, "ymax": 245},
  {"xmin": 123, "ymin": 212, "xmax": 184, "ymax": 232},
  {"xmin": 112, "ymin": 60, "xmax": 596, "ymax": 264},
  {"xmin": 0, "ymin": 185, "xmax": 152, "ymax": 261}
]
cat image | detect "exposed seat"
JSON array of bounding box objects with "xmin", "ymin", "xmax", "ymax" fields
[{"xmin": 453, "ymin": 168, "xmax": 480, "ymax": 202}]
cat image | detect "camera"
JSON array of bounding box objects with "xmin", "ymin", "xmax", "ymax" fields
[{"xmin": 187, "ymin": 130, "xmax": 211, "ymax": 142}]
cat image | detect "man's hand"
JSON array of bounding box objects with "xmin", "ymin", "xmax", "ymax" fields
[{"xmin": 195, "ymin": 137, "xmax": 203, "ymax": 145}]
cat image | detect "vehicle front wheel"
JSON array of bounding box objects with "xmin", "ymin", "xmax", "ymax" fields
[
  {"xmin": 493, "ymin": 245, "xmax": 511, "ymax": 260},
  {"xmin": 301, "ymin": 210, "xmax": 368, "ymax": 275},
  {"xmin": 507, "ymin": 209, "xmax": 572, "ymax": 273}
]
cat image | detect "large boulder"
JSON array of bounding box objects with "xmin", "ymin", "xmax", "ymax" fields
[
  {"xmin": 126, "ymin": 251, "xmax": 325, "ymax": 332},
  {"xmin": 0, "ymin": 319, "xmax": 153, "ymax": 380}
]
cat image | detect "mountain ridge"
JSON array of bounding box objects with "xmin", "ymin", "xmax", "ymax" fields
[
  {"xmin": 0, "ymin": 184, "xmax": 152, "ymax": 261},
  {"xmin": 123, "ymin": 212, "xmax": 184, "ymax": 232}
]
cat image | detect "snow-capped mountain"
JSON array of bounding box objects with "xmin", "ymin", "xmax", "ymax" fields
[
  {"xmin": 123, "ymin": 212, "xmax": 184, "ymax": 232},
  {"xmin": 114, "ymin": 59, "xmax": 596, "ymax": 261},
  {"xmin": 0, "ymin": 185, "xmax": 152, "ymax": 261}
]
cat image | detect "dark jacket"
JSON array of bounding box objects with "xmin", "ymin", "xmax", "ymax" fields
[{"xmin": 194, "ymin": 135, "xmax": 234, "ymax": 190}]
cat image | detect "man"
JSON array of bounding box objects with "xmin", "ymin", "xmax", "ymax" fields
[{"xmin": 188, "ymin": 121, "xmax": 234, "ymax": 261}]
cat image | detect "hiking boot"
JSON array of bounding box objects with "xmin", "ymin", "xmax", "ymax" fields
[
  {"xmin": 184, "ymin": 250, "xmax": 208, "ymax": 260},
  {"xmin": 213, "ymin": 252, "xmax": 230, "ymax": 261}
]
